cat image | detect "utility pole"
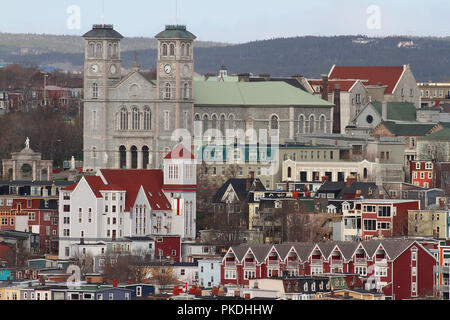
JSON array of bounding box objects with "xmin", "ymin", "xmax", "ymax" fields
[{"xmin": 43, "ymin": 74, "xmax": 48, "ymax": 106}]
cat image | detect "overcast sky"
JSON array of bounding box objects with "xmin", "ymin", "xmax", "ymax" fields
[{"xmin": 0, "ymin": 0, "xmax": 448, "ymax": 43}]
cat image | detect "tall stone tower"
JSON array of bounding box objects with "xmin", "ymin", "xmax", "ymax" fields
[
  {"xmin": 82, "ymin": 24, "xmax": 124, "ymax": 170},
  {"xmin": 154, "ymin": 25, "xmax": 196, "ymax": 165}
]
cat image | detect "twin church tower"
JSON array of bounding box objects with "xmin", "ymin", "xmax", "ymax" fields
[{"xmin": 82, "ymin": 24, "xmax": 196, "ymax": 171}]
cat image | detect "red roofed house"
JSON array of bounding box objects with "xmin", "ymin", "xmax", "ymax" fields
[
  {"xmin": 58, "ymin": 144, "xmax": 196, "ymax": 260},
  {"xmin": 313, "ymin": 65, "xmax": 420, "ymax": 133}
]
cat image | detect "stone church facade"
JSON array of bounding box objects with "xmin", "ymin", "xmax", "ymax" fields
[{"xmin": 83, "ymin": 24, "xmax": 334, "ymax": 172}]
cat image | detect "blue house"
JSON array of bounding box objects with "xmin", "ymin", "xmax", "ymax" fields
[
  {"xmin": 123, "ymin": 284, "xmax": 155, "ymax": 299},
  {"xmin": 0, "ymin": 269, "xmax": 13, "ymax": 281},
  {"xmin": 198, "ymin": 259, "xmax": 221, "ymax": 289},
  {"xmin": 65, "ymin": 286, "xmax": 134, "ymax": 301}
]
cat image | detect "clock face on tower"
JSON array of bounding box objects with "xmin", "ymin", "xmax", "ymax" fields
[
  {"xmin": 164, "ymin": 64, "xmax": 172, "ymax": 74},
  {"xmin": 90, "ymin": 64, "xmax": 99, "ymax": 73},
  {"xmin": 110, "ymin": 65, "xmax": 117, "ymax": 75}
]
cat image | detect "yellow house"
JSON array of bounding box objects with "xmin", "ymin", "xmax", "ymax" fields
[
  {"xmin": 2, "ymin": 287, "xmax": 21, "ymax": 300},
  {"xmin": 324, "ymin": 289, "xmax": 385, "ymax": 300},
  {"xmin": 0, "ymin": 288, "xmax": 5, "ymax": 300},
  {"xmin": 408, "ymin": 210, "xmax": 448, "ymax": 238}
]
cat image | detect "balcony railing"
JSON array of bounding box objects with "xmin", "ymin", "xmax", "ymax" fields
[
  {"xmin": 355, "ymin": 258, "xmax": 367, "ymax": 264},
  {"xmin": 224, "ymin": 261, "xmax": 236, "ymax": 267},
  {"xmin": 267, "ymin": 259, "xmax": 279, "ymax": 266},
  {"xmin": 286, "ymin": 261, "xmax": 299, "ymax": 268},
  {"xmin": 244, "ymin": 261, "xmax": 256, "ymax": 268},
  {"xmin": 330, "ymin": 258, "xmax": 343, "ymax": 266},
  {"xmin": 310, "ymin": 258, "xmax": 323, "ymax": 265}
]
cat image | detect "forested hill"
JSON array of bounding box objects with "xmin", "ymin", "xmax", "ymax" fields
[{"xmin": 1, "ymin": 33, "xmax": 450, "ymax": 82}]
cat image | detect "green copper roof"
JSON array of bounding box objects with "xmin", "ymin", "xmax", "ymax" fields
[
  {"xmin": 371, "ymin": 101, "xmax": 417, "ymax": 121},
  {"xmin": 380, "ymin": 121, "xmax": 435, "ymax": 136},
  {"xmin": 420, "ymin": 128, "xmax": 450, "ymax": 141},
  {"xmin": 83, "ymin": 25, "xmax": 124, "ymax": 39},
  {"xmin": 155, "ymin": 25, "xmax": 196, "ymax": 39},
  {"xmin": 194, "ymin": 81, "xmax": 334, "ymax": 107}
]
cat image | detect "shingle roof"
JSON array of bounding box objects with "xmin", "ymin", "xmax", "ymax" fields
[
  {"xmin": 99, "ymin": 170, "xmax": 171, "ymax": 211},
  {"xmin": 213, "ymin": 178, "xmax": 266, "ymax": 203},
  {"xmin": 329, "ymin": 65, "xmax": 405, "ymax": 94},
  {"xmin": 194, "ymin": 81, "xmax": 335, "ymax": 107},
  {"xmin": 379, "ymin": 121, "xmax": 435, "ymax": 136},
  {"xmin": 420, "ymin": 128, "xmax": 450, "ymax": 141},
  {"xmin": 371, "ymin": 101, "xmax": 417, "ymax": 121}
]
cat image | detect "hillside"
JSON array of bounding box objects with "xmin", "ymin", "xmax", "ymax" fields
[{"xmin": 1, "ymin": 34, "xmax": 450, "ymax": 81}]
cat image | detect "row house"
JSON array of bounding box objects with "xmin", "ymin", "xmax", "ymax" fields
[
  {"xmin": 58, "ymin": 145, "xmax": 196, "ymax": 261},
  {"xmin": 338, "ymin": 199, "xmax": 420, "ymax": 241},
  {"xmin": 221, "ymin": 239, "xmax": 436, "ymax": 300},
  {"xmin": 410, "ymin": 160, "xmax": 437, "ymax": 188},
  {"xmin": 0, "ymin": 198, "xmax": 59, "ymax": 254}
]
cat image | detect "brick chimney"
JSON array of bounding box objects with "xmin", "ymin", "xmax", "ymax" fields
[
  {"xmin": 322, "ymin": 75, "xmax": 329, "ymax": 101},
  {"xmin": 333, "ymin": 83, "xmax": 341, "ymax": 134},
  {"xmin": 246, "ymin": 175, "xmax": 251, "ymax": 191}
]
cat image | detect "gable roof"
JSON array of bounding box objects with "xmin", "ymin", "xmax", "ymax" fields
[
  {"xmin": 99, "ymin": 170, "xmax": 170, "ymax": 211},
  {"xmin": 193, "ymin": 81, "xmax": 334, "ymax": 107},
  {"xmin": 213, "ymin": 178, "xmax": 266, "ymax": 203},
  {"xmin": 164, "ymin": 144, "xmax": 194, "ymax": 160},
  {"xmin": 329, "ymin": 65, "xmax": 405, "ymax": 94},
  {"xmin": 377, "ymin": 121, "xmax": 435, "ymax": 136},
  {"xmin": 420, "ymin": 128, "xmax": 450, "ymax": 141},
  {"xmin": 370, "ymin": 101, "xmax": 417, "ymax": 121}
]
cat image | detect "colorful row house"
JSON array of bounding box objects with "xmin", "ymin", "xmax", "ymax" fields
[
  {"xmin": 221, "ymin": 239, "xmax": 436, "ymax": 300},
  {"xmin": 410, "ymin": 160, "xmax": 436, "ymax": 188},
  {"xmin": 339, "ymin": 199, "xmax": 420, "ymax": 241}
]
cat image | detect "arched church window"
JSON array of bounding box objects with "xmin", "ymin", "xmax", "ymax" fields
[
  {"xmin": 89, "ymin": 43, "xmax": 95, "ymax": 57},
  {"xmin": 220, "ymin": 114, "xmax": 226, "ymax": 134},
  {"xmin": 298, "ymin": 115, "xmax": 305, "ymax": 134},
  {"xmin": 120, "ymin": 108, "xmax": 128, "ymax": 130},
  {"xmin": 132, "ymin": 107, "xmax": 140, "ymax": 131},
  {"xmin": 186, "ymin": 44, "xmax": 190, "ymax": 57},
  {"xmin": 271, "ymin": 115, "xmax": 279, "ymax": 130},
  {"xmin": 162, "ymin": 43, "xmax": 168, "ymax": 56},
  {"xmin": 170, "ymin": 43, "xmax": 175, "ymax": 56},
  {"xmin": 131, "ymin": 146, "xmax": 138, "ymax": 169},
  {"xmin": 194, "ymin": 114, "xmax": 201, "ymax": 137},
  {"xmin": 96, "ymin": 43, "xmax": 103, "ymax": 58},
  {"xmin": 309, "ymin": 115, "xmax": 315, "ymax": 133},
  {"xmin": 108, "ymin": 43, "xmax": 112, "ymax": 58},
  {"xmin": 320, "ymin": 115, "xmax": 326, "ymax": 134},
  {"xmin": 203, "ymin": 115, "xmax": 209, "ymax": 132},
  {"xmin": 181, "ymin": 43, "xmax": 185, "ymax": 57},
  {"xmin": 165, "ymin": 83, "xmax": 172, "ymax": 100},
  {"xmin": 212, "ymin": 114, "xmax": 218, "ymax": 130},
  {"xmin": 144, "ymin": 107, "xmax": 151, "ymax": 131},
  {"xmin": 113, "ymin": 43, "xmax": 118, "ymax": 57},
  {"xmin": 228, "ymin": 114, "xmax": 235, "ymax": 130},
  {"xmin": 92, "ymin": 83, "xmax": 98, "ymax": 99}
]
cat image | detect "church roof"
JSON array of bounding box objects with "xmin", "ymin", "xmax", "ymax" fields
[
  {"xmin": 82, "ymin": 24, "xmax": 124, "ymax": 39},
  {"xmin": 193, "ymin": 81, "xmax": 334, "ymax": 107},
  {"xmin": 155, "ymin": 25, "xmax": 196, "ymax": 40}
]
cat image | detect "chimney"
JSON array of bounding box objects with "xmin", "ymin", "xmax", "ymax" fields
[
  {"xmin": 382, "ymin": 102, "xmax": 388, "ymax": 121},
  {"xmin": 333, "ymin": 83, "xmax": 341, "ymax": 134},
  {"xmin": 322, "ymin": 75, "xmax": 329, "ymax": 101},
  {"xmin": 246, "ymin": 175, "xmax": 251, "ymax": 191},
  {"xmin": 238, "ymin": 73, "xmax": 250, "ymax": 82}
]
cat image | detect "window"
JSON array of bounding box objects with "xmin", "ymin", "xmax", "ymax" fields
[
  {"xmin": 92, "ymin": 110, "xmax": 97, "ymax": 129},
  {"xmin": 136, "ymin": 286, "xmax": 142, "ymax": 297},
  {"xmin": 120, "ymin": 108, "xmax": 128, "ymax": 130},
  {"xmin": 378, "ymin": 206, "xmax": 391, "ymax": 217},
  {"xmin": 165, "ymin": 83, "xmax": 172, "ymax": 100},
  {"xmin": 92, "ymin": 83, "xmax": 98, "ymax": 99},
  {"xmin": 109, "ymin": 293, "xmax": 114, "ymax": 300},
  {"xmin": 225, "ymin": 270, "xmax": 236, "ymax": 279},
  {"xmin": 144, "ymin": 107, "xmax": 152, "ymax": 130},
  {"xmin": 363, "ymin": 219, "xmax": 376, "ymax": 231},
  {"xmin": 132, "ymin": 107, "xmax": 140, "ymax": 130}
]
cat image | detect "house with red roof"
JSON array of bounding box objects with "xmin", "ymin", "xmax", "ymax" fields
[
  {"xmin": 58, "ymin": 145, "xmax": 197, "ymax": 261},
  {"xmin": 328, "ymin": 65, "xmax": 420, "ymax": 109}
]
